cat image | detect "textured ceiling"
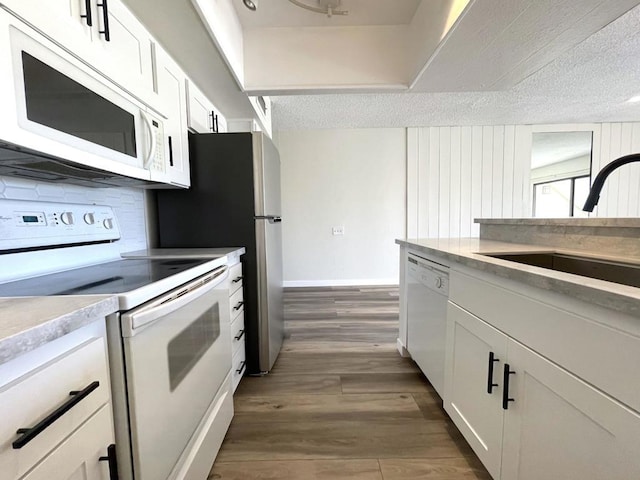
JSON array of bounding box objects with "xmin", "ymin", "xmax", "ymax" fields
[{"xmin": 271, "ymin": 4, "xmax": 640, "ymax": 130}]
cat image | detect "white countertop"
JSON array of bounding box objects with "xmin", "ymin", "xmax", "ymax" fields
[
  {"xmin": 397, "ymin": 238, "xmax": 640, "ymax": 317},
  {"xmin": 0, "ymin": 295, "xmax": 119, "ymax": 365}
]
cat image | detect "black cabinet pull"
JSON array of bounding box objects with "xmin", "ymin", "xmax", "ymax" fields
[
  {"xmin": 99, "ymin": 444, "xmax": 119, "ymax": 480},
  {"xmin": 502, "ymin": 364, "xmax": 516, "ymax": 410},
  {"xmin": 209, "ymin": 111, "xmax": 215, "ymax": 132},
  {"xmin": 236, "ymin": 360, "xmax": 246, "ymax": 375},
  {"xmin": 97, "ymin": 0, "xmax": 110, "ymax": 41},
  {"xmin": 81, "ymin": 0, "xmax": 92, "ymax": 26},
  {"xmin": 233, "ymin": 301, "xmax": 244, "ymax": 311},
  {"xmin": 168, "ymin": 135, "xmax": 174, "ymax": 167},
  {"xmin": 234, "ymin": 329, "xmax": 245, "ymax": 341},
  {"xmin": 214, "ymin": 114, "xmax": 219, "ymax": 133},
  {"xmin": 13, "ymin": 381, "xmax": 100, "ymax": 449},
  {"xmin": 487, "ymin": 351, "xmax": 500, "ymax": 394},
  {"xmin": 232, "ymin": 276, "xmax": 243, "ymax": 284}
]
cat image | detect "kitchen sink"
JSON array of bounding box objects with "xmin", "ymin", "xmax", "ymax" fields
[{"xmin": 481, "ymin": 252, "xmax": 640, "ymax": 288}]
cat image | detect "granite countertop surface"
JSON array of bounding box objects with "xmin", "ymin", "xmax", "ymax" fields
[
  {"xmin": 0, "ymin": 295, "xmax": 119, "ymax": 366},
  {"xmin": 396, "ymin": 238, "xmax": 640, "ymax": 317}
]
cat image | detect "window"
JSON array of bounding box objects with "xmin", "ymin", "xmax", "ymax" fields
[{"xmin": 533, "ymin": 175, "xmax": 591, "ymax": 218}]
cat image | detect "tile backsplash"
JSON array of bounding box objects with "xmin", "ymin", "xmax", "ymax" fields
[{"xmin": 0, "ymin": 176, "xmax": 148, "ymax": 283}]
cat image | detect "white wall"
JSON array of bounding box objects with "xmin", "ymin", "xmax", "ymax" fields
[
  {"xmin": 407, "ymin": 122, "xmax": 640, "ymax": 239},
  {"xmin": 0, "ymin": 176, "xmax": 148, "ymax": 282},
  {"xmin": 278, "ymin": 128, "xmax": 406, "ymax": 286}
]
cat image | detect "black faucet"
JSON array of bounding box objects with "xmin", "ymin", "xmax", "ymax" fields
[{"xmin": 583, "ymin": 153, "xmax": 640, "ymax": 212}]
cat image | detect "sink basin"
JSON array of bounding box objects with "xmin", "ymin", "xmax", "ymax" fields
[{"xmin": 481, "ymin": 252, "xmax": 640, "ymax": 288}]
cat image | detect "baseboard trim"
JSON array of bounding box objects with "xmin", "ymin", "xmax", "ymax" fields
[{"xmin": 283, "ymin": 279, "xmax": 399, "ymax": 288}]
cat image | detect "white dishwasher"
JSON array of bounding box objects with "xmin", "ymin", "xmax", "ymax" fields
[{"xmin": 406, "ymin": 252, "xmax": 449, "ymax": 398}]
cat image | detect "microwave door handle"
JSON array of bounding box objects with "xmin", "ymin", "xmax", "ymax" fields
[{"xmin": 140, "ymin": 111, "xmax": 156, "ymax": 170}]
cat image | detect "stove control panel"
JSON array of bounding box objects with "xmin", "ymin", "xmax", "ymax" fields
[{"xmin": 0, "ymin": 200, "xmax": 120, "ymax": 252}]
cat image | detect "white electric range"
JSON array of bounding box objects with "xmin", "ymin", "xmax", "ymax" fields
[{"xmin": 0, "ymin": 199, "xmax": 235, "ymax": 480}]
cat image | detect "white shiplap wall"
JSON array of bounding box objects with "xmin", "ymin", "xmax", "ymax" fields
[
  {"xmin": 407, "ymin": 122, "xmax": 640, "ymax": 239},
  {"xmin": 407, "ymin": 125, "xmax": 532, "ymax": 238}
]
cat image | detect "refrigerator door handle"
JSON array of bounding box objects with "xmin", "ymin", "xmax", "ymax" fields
[{"xmin": 255, "ymin": 215, "xmax": 282, "ymax": 223}]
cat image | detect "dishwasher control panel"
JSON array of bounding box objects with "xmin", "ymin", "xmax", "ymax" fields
[
  {"xmin": 0, "ymin": 199, "xmax": 120, "ymax": 252},
  {"xmin": 407, "ymin": 253, "xmax": 449, "ymax": 295}
]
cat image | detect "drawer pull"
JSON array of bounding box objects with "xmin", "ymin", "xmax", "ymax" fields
[
  {"xmin": 234, "ymin": 329, "xmax": 245, "ymax": 341},
  {"xmin": 81, "ymin": 0, "xmax": 92, "ymax": 26},
  {"xmin": 13, "ymin": 381, "xmax": 100, "ymax": 449},
  {"xmin": 232, "ymin": 276, "xmax": 244, "ymax": 284},
  {"xmin": 487, "ymin": 351, "xmax": 500, "ymax": 394},
  {"xmin": 236, "ymin": 360, "xmax": 247, "ymax": 375},
  {"xmin": 97, "ymin": 0, "xmax": 111, "ymax": 41},
  {"xmin": 233, "ymin": 301, "xmax": 244, "ymax": 311},
  {"xmin": 99, "ymin": 444, "xmax": 119, "ymax": 480},
  {"xmin": 502, "ymin": 364, "xmax": 516, "ymax": 410}
]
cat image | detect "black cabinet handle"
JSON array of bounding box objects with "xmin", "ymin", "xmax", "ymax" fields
[
  {"xmin": 214, "ymin": 114, "xmax": 219, "ymax": 133},
  {"xmin": 209, "ymin": 111, "xmax": 215, "ymax": 132},
  {"xmin": 234, "ymin": 329, "xmax": 245, "ymax": 341},
  {"xmin": 502, "ymin": 364, "xmax": 516, "ymax": 410},
  {"xmin": 13, "ymin": 381, "xmax": 100, "ymax": 449},
  {"xmin": 99, "ymin": 444, "xmax": 119, "ymax": 480},
  {"xmin": 487, "ymin": 351, "xmax": 500, "ymax": 394},
  {"xmin": 236, "ymin": 360, "xmax": 246, "ymax": 375},
  {"xmin": 168, "ymin": 135, "xmax": 174, "ymax": 167},
  {"xmin": 232, "ymin": 276, "xmax": 243, "ymax": 284},
  {"xmin": 97, "ymin": 0, "xmax": 110, "ymax": 41},
  {"xmin": 233, "ymin": 301, "xmax": 244, "ymax": 311},
  {"xmin": 81, "ymin": 0, "xmax": 92, "ymax": 26}
]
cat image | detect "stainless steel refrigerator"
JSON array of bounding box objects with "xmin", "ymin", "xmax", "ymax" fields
[{"xmin": 154, "ymin": 132, "xmax": 284, "ymax": 374}]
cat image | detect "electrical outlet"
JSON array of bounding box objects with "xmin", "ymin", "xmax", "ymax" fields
[{"xmin": 332, "ymin": 226, "xmax": 345, "ymax": 236}]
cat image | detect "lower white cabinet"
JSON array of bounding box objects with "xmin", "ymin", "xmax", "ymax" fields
[
  {"xmin": 445, "ymin": 302, "xmax": 640, "ymax": 480},
  {"xmin": 0, "ymin": 321, "xmax": 116, "ymax": 480},
  {"xmin": 228, "ymin": 260, "xmax": 246, "ymax": 391}
]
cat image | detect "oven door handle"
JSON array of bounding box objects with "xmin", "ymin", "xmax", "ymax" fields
[{"xmin": 121, "ymin": 267, "xmax": 228, "ymax": 335}]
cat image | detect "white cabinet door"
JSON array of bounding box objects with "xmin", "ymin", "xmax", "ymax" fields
[
  {"xmin": 21, "ymin": 405, "xmax": 115, "ymax": 480},
  {"xmin": 1, "ymin": 0, "xmax": 93, "ymax": 51},
  {"xmin": 186, "ymin": 80, "xmax": 227, "ymax": 134},
  {"xmin": 501, "ymin": 340, "xmax": 640, "ymax": 480},
  {"xmin": 444, "ymin": 302, "xmax": 507, "ymax": 480},
  {"xmin": 91, "ymin": 0, "xmax": 154, "ymax": 102},
  {"xmin": 154, "ymin": 46, "xmax": 190, "ymax": 187}
]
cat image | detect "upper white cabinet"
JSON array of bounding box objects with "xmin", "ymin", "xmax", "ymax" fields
[
  {"xmin": 154, "ymin": 46, "xmax": 190, "ymax": 187},
  {"xmin": 1, "ymin": 0, "xmax": 155, "ymax": 104},
  {"xmin": 249, "ymin": 95, "xmax": 272, "ymax": 138},
  {"xmin": 186, "ymin": 80, "xmax": 227, "ymax": 134}
]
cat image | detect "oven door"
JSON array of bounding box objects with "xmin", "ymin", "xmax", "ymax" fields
[
  {"xmin": 120, "ymin": 267, "xmax": 232, "ymax": 480},
  {"xmin": 0, "ymin": 9, "xmax": 163, "ymax": 180}
]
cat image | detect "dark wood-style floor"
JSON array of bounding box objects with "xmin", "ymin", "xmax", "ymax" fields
[{"xmin": 209, "ymin": 286, "xmax": 491, "ymax": 480}]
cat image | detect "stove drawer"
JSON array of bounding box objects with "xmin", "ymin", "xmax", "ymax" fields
[
  {"xmin": 229, "ymin": 287, "xmax": 244, "ymax": 320},
  {"xmin": 229, "ymin": 262, "xmax": 243, "ymax": 295},
  {"xmin": 230, "ymin": 310, "xmax": 245, "ymax": 357},
  {"xmin": 0, "ymin": 336, "xmax": 111, "ymax": 480}
]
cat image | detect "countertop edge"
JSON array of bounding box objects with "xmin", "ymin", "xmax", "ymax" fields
[
  {"xmin": 396, "ymin": 238, "xmax": 640, "ymax": 317},
  {"xmin": 0, "ymin": 295, "xmax": 119, "ymax": 366}
]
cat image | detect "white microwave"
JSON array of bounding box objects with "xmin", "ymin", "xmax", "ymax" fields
[{"xmin": 0, "ymin": 9, "xmax": 166, "ymax": 184}]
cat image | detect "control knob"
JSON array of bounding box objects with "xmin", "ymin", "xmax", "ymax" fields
[
  {"xmin": 60, "ymin": 212, "xmax": 74, "ymax": 225},
  {"xmin": 83, "ymin": 213, "xmax": 96, "ymax": 225},
  {"xmin": 103, "ymin": 218, "xmax": 114, "ymax": 230}
]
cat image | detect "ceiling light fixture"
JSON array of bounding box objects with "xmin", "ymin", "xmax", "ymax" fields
[
  {"xmin": 288, "ymin": 0, "xmax": 348, "ymax": 17},
  {"xmin": 243, "ymin": 0, "xmax": 258, "ymax": 11},
  {"xmin": 627, "ymin": 95, "xmax": 640, "ymax": 103}
]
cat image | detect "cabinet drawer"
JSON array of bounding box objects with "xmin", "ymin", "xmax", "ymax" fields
[
  {"xmin": 229, "ymin": 262, "xmax": 243, "ymax": 295},
  {"xmin": 20, "ymin": 404, "xmax": 114, "ymax": 480},
  {"xmin": 0, "ymin": 337, "xmax": 111, "ymax": 480},
  {"xmin": 231, "ymin": 348, "xmax": 246, "ymax": 392},
  {"xmin": 230, "ymin": 310, "xmax": 245, "ymax": 357},
  {"xmin": 229, "ymin": 287, "xmax": 244, "ymax": 320}
]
